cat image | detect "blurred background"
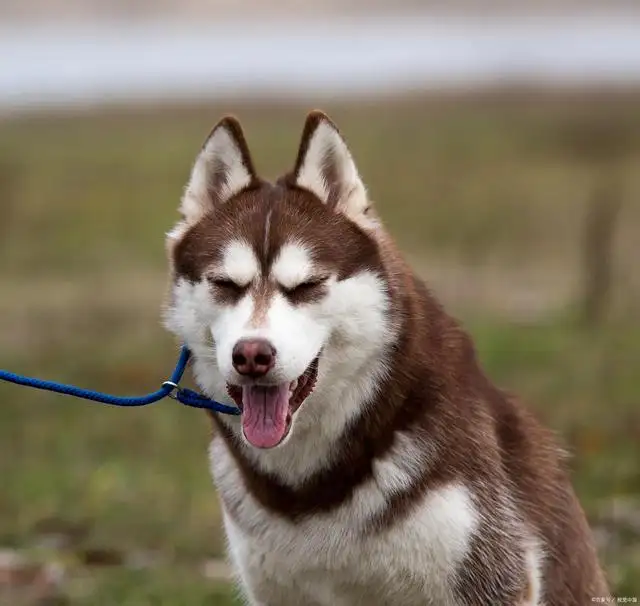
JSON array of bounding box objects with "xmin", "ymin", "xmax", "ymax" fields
[{"xmin": 1, "ymin": 1, "xmax": 639, "ymax": 604}]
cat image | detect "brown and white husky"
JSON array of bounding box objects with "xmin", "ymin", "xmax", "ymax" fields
[{"xmin": 163, "ymin": 111, "xmax": 609, "ymax": 605}]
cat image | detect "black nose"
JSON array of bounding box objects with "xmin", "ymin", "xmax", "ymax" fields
[{"xmin": 232, "ymin": 338, "xmax": 276, "ymax": 378}]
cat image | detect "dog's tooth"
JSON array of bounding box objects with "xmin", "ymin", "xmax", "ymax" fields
[{"xmin": 290, "ymin": 379, "xmax": 298, "ymax": 391}]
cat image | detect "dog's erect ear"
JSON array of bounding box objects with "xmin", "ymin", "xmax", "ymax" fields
[
  {"xmin": 180, "ymin": 116, "xmax": 258, "ymax": 223},
  {"xmin": 292, "ymin": 111, "xmax": 369, "ymax": 220}
]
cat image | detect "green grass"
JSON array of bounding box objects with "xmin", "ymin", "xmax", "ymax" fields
[
  {"xmin": 1, "ymin": 91, "xmax": 639, "ymax": 603},
  {"xmin": 66, "ymin": 569, "xmax": 241, "ymax": 606}
]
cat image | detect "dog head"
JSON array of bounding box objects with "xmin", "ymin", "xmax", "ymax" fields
[{"xmin": 164, "ymin": 111, "xmax": 396, "ymax": 451}]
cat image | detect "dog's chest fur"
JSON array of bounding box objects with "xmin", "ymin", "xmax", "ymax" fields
[{"xmin": 210, "ymin": 436, "xmax": 477, "ymax": 606}]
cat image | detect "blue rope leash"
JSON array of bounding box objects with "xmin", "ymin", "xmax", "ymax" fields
[{"xmin": 0, "ymin": 346, "xmax": 240, "ymax": 415}]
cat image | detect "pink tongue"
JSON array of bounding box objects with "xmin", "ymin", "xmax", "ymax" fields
[{"xmin": 241, "ymin": 383, "xmax": 291, "ymax": 448}]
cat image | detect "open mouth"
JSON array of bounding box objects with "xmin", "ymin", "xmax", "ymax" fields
[{"xmin": 226, "ymin": 356, "xmax": 319, "ymax": 449}]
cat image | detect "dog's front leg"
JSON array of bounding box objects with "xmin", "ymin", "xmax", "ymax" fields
[{"xmin": 225, "ymin": 532, "xmax": 320, "ymax": 606}]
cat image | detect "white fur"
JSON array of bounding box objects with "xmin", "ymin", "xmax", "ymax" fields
[
  {"xmin": 218, "ymin": 240, "xmax": 260, "ymax": 287},
  {"xmin": 523, "ymin": 538, "xmax": 544, "ymax": 605},
  {"xmin": 181, "ymin": 123, "xmax": 253, "ymax": 223},
  {"xmin": 211, "ymin": 435, "xmax": 479, "ymax": 606},
  {"xmin": 165, "ymin": 221, "xmax": 190, "ymax": 243},
  {"xmin": 372, "ymin": 430, "xmax": 437, "ymax": 496},
  {"xmin": 272, "ymin": 242, "xmax": 316, "ymax": 289}
]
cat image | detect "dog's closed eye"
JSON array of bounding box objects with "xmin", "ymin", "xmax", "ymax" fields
[
  {"xmin": 281, "ymin": 277, "xmax": 328, "ymax": 301},
  {"xmin": 208, "ymin": 277, "xmax": 248, "ymax": 297}
]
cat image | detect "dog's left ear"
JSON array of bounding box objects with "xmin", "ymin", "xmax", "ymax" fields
[{"xmin": 292, "ymin": 111, "xmax": 369, "ymax": 220}]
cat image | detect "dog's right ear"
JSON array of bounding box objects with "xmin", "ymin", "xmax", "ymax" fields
[
  {"xmin": 291, "ymin": 110, "xmax": 370, "ymax": 223},
  {"xmin": 179, "ymin": 117, "xmax": 258, "ymax": 224}
]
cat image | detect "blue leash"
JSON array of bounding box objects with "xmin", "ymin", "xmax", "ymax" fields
[{"xmin": 0, "ymin": 346, "xmax": 240, "ymax": 415}]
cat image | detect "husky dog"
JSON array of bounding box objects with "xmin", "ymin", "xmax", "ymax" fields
[{"xmin": 163, "ymin": 111, "xmax": 609, "ymax": 605}]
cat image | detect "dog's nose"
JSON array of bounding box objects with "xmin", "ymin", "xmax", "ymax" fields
[{"xmin": 232, "ymin": 338, "xmax": 276, "ymax": 378}]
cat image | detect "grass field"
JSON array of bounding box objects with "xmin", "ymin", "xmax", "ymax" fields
[{"xmin": 1, "ymin": 90, "xmax": 639, "ymax": 604}]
